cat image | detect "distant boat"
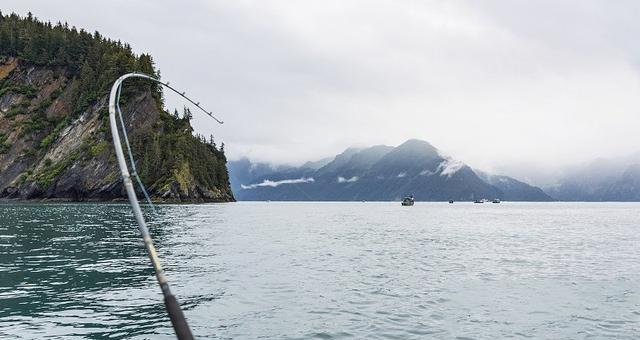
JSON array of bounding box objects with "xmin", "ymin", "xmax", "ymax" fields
[
  {"xmin": 449, "ymin": 200, "xmax": 454, "ymax": 204},
  {"xmin": 474, "ymin": 199, "xmax": 485, "ymax": 204},
  {"xmin": 401, "ymin": 195, "xmax": 415, "ymax": 206},
  {"xmin": 492, "ymin": 199, "xmax": 501, "ymax": 204}
]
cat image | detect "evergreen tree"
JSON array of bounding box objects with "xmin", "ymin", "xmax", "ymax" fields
[
  {"xmin": 0, "ymin": 11, "xmax": 232, "ymax": 200},
  {"xmin": 183, "ymin": 107, "xmax": 193, "ymax": 121}
]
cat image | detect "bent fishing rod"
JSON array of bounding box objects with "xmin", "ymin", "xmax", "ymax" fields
[{"xmin": 109, "ymin": 72, "xmax": 223, "ymax": 340}]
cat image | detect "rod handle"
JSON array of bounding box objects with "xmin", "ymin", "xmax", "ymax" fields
[{"xmin": 164, "ymin": 294, "xmax": 195, "ymax": 340}]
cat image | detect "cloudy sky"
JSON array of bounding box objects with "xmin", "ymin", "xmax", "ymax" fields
[{"xmin": 5, "ymin": 1, "xmax": 640, "ymax": 182}]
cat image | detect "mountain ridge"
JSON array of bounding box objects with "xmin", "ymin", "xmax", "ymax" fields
[
  {"xmin": 229, "ymin": 139, "xmax": 553, "ymax": 201},
  {"xmin": 545, "ymin": 156, "xmax": 640, "ymax": 201}
]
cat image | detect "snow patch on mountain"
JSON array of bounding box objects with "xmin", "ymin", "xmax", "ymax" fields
[{"xmin": 420, "ymin": 169, "xmax": 435, "ymax": 176}]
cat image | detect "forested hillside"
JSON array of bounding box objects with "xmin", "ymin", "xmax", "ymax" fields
[{"xmin": 0, "ymin": 12, "xmax": 234, "ymax": 201}]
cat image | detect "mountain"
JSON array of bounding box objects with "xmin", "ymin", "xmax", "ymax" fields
[
  {"xmin": 545, "ymin": 156, "xmax": 640, "ymax": 201},
  {"xmin": 602, "ymin": 164, "xmax": 640, "ymax": 201},
  {"xmin": 0, "ymin": 13, "xmax": 234, "ymax": 202},
  {"xmin": 475, "ymin": 171, "xmax": 551, "ymax": 202},
  {"xmin": 229, "ymin": 139, "xmax": 552, "ymax": 201},
  {"xmin": 301, "ymin": 157, "xmax": 333, "ymax": 170}
]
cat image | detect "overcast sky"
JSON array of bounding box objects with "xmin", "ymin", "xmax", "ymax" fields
[{"xmin": 5, "ymin": 0, "xmax": 640, "ymax": 182}]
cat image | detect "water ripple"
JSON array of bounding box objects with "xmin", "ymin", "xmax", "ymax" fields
[{"xmin": 1, "ymin": 202, "xmax": 640, "ymax": 339}]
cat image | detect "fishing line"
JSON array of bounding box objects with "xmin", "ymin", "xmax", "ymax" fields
[
  {"xmin": 109, "ymin": 72, "xmax": 223, "ymax": 340},
  {"xmin": 114, "ymin": 83, "xmax": 156, "ymax": 213},
  {"xmin": 113, "ymin": 73, "xmax": 224, "ymax": 212}
]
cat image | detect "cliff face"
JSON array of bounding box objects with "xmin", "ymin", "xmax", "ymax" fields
[{"xmin": 0, "ymin": 57, "xmax": 234, "ymax": 202}]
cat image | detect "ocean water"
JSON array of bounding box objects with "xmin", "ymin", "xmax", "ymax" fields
[{"xmin": 0, "ymin": 202, "xmax": 639, "ymax": 339}]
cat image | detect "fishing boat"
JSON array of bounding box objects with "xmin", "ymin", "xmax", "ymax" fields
[
  {"xmin": 492, "ymin": 199, "xmax": 501, "ymax": 203},
  {"xmin": 449, "ymin": 200, "xmax": 454, "ymax": 204},
  {"xmin": 474, "ymin": 199, "xmax": 485, "ymax": 204},
  {"xmin": 401, "ymin": 195, "xmax": 415, "ymax": 206}
]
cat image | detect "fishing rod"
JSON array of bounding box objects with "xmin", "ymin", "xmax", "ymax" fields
[{"xmin": 108, "ymin": 72, "xmax": 223, "ymax": 340}]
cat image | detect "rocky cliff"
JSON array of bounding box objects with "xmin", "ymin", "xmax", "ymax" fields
[{"xmin": 0, "ymin": 13, "xmax": 234, "ymax": 202}]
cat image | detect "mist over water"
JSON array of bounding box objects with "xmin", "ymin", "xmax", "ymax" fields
[{"xmin": 1, "ymin": 202, "xmax": 639, "ymax": 339}]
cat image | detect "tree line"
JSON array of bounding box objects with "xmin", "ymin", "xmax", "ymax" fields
[{"xmin": 0, "ymin": 11, "xmax": 231, "ymax": 198}]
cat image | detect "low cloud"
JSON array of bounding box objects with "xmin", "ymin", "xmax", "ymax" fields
[
  {"xmin": 438, "ymin": 159, "xmax": 465, "ymax": 177},
  {"xmin": 241, "ymin": 177, "xmax": 314, "ymax": 189},
  {"xmin": 337, "ymin": 176, "xmax": 359, "ymax": 183}
]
